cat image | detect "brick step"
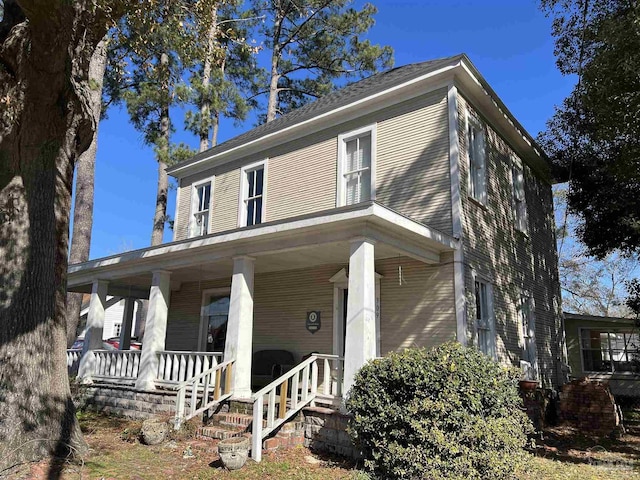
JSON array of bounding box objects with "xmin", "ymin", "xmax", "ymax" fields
[
  {"xmin": 197, "ymin": 425, "xmax": 248, "ymax": 441},
  {"xmin": 208, "ymin": 412, "xmax": 268, "ymax": 430}
]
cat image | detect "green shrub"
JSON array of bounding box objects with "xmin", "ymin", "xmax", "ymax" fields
[{"xmin": 346, "ymin": 342, "xmax": 532, "ymax": 480}]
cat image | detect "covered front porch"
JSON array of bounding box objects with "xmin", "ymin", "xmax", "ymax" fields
[{"xmin": 67, "ymin": 202, "xmax": 457, "ymax": 458}]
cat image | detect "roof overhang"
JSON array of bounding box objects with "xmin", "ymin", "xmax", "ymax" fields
[
  {"xmin": 67, "ymin": 202, "xmax": 457, "ymax": 293},
  {"xmin": 167, "ymin": 55, "xmax": 550, "ymax": 182},
  {"xmin": 564, "ymin": 312, "xmax": 636, "ymax": 325}
]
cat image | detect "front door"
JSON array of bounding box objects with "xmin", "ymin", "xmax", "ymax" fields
[{"xmin": 201, "ymin": 293, "xmax": 230, "ymax": 352}]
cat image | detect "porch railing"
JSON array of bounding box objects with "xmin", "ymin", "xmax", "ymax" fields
[
  {"xmin": 173, "ymin": 359, "xmax": 234, "ymax": 429},
  {"xmin": 67, "ymin": 350, "xmax": 82, "ymax": 376},
  {"xmin": 68, "ymin": 349, "xmax": 224, "ymax": 387},
  {"xmin": 156, "ymin": 351, "xmax": 223, "ymax": 386},
  {"xmin": 92, "ymin": 349, "xmax": 141, "ymax": 382},
  {"xmin": 251, "ymin": 354, "xmax": 344, "ymax": 462}
]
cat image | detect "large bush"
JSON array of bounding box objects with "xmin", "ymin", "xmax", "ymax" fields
[{"xmin": 346, "ymin": 343, "xmax": 532, "ymax": 480}]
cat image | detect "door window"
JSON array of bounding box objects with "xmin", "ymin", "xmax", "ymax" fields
[{"xmin": 202, "ymin": 295, "xmax": 230, "ymax": 352}]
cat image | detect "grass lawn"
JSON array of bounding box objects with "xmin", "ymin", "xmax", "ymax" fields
[{"xmin": 10, "ymin": 413, "xmax": 640, "ymax": 479}]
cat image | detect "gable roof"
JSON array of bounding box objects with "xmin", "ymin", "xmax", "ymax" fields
[
  {"xmin": 167, "ymin": 53, "xmax": 549, "ymax": 178},
  {"xmin": 167, "ymin": 54, "xmax": 464, "ymax": 175}
]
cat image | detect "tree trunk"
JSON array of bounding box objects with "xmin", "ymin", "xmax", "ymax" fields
[
  {"xmin": 0, "ymin": 0, "xmax": 118, "ymax": 469},
  {"xmin": 266, "ymin": 47, "xmax": 281, "ymax": 123},
  {"xmin": 66, "ymin": 36, "xmax": 108, "ymax": 347},
  {"xmin": 151, "ymin": 51, "xmax": 171, "ymax": 247},
  {"xmin": 266, "ymin": 9, "xmax": 284, "ymax": 123},
  {"xmin": 199, "ymin": 7, "xmax": 218, "ymax": 152},
  {"xmin": 212, "ymin": 111, "xmax": 220, "ymax": 147}
]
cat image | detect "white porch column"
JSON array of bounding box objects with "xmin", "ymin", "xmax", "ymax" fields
[
  {"xmin": 135, "ymin": 270, "xmax": 171, "ymax": 390},
  {"xmin": 224, "ymin": 256, "xmax": 255, "ymax": 399},
  {"xmin": 78, "ymin": 279, "xmax": 109, "ymax": 381},
  {"xmin": 343, "ymin": 238, "xmax": 377, "ymax": 395},
  {"xmin": 119, "ymin": 297, "xmax": 135, "ymax": 350}
]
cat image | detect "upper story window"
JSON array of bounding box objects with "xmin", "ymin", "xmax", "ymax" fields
[
  {"xmin": 511, "ymin": 158, "xmax": 528, "ymax": 233},
  {"xmin": 337, "ymin": 125, "xmax": 376, "ymax": 206},
  {"xmin": 190, "ymin": 180, "xmax": 212, "ymax": 237},
  {"xmin": 474, "ymin": 277, "xmax": 495, "ymax": 358},
  {"xmin": 467, "ymin": 112, "xmax": 487, "ymax": 204},
  {"xmin": 239, "ymin": 160, "xmax": 266, "ymax": 227}
]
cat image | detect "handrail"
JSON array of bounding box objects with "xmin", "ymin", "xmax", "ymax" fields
[
  {"xmin": 251, "ymin": 354, "xmax": 344, "ymax": 462},
  {"xmin": 173, "ymin": 358, "xmax": 235, "ymax": 429}
]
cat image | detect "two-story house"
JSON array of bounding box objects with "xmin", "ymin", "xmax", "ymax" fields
[{"xmin": 68, "ymin": 54, "xmax": 565, "ymax": 456}]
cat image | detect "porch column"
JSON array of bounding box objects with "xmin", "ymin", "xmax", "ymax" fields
[
  {"xmin": 78, "ymin": 279, "xmax": 109, "ymax": 381},
  {"xmin": 224, "ymin": 255, "xmax": 255, "ymax": 399},
  {"xmin": 343, "ymin": 238, "xmax": 377, "ymax": 394},
  {"xmin": 119, "ymin": 297, "xmax": 135, "ymax": 350},
  {"xmin": 135, "ymin": 270, "xmax": 171, "ymax": 390}
]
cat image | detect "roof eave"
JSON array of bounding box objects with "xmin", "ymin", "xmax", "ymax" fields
[
  {"xmin": 168, "ymin": 54, "xmax": 551, "ymax": 182},
  {"xmin": 166, "ymin": 58, "xmax": 463, "ymax": 178}
]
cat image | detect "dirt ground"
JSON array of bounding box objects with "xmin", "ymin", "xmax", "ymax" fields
[
  {"xmin": 8, "ymin": 413, "xmax": 361, "ymax": 480},
  {"xmin": 5, "ymin": 414, "xmax": 640, "ymax": 479}
]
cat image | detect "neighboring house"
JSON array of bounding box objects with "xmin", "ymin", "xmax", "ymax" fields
[
  {"xmin": 77, "ymin": 296, "xmax": 143, "ymax": 341},
  {"xmin": 564, "ymin": 312, "xmax": 640, "ymax": 397},
  {"xmin": 67, "ymin": 54, "xmax": 565, "ymax": 455}
]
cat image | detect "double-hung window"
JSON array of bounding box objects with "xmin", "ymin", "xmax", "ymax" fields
[
  {"xmin": 474, "ymin": 278, "xmax": 495, "ymax": 357},
  {"xmin": 512, "ymin": 159, "xmax": 528, "ymax": 233},
  {"xmin": 519, "ymin": 293, "xmax": 538, "ymax": 379},
  {"xmin": 467, "ymin": 113, "xmax": 487, "ymax": 203},
  {"xmin": 240, "ymin": 160, "xmax": 266, "ymax": 227},
  {"xmin": 190, "ymin": 180, "xmax": 212, "ymax": 237},
  {"xmin": 338, "ymin": 125, "xmax": 375, "ymax": 206}
]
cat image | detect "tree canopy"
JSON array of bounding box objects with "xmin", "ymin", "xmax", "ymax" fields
[
  {"xmin": 539, "ymin": 0, "xmax": 640, "ymax": 259},
  {"xmin": 253, "ymin": 0, "xmax": 393, "ymax": 122}
]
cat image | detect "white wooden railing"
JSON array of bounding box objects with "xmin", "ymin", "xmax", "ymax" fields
[
  {"xmin": 156, "ymin": 351, "xmax": 223, "ymax": 386},
  {"xmin": 67, "ymin": 350, "xmax": 82, "ymax": 376},
  {"xmin": 68, "ymin": 349, "xmax": 224, "ymax": 386},
  {"xmin": 173, "ymin": 359, "xmax": 235, "ymax": 429},
  {"xmin": 92, "ymin": 349, "xmax": 142, "ymax": 382},
  {"xmin": 251, "ymin": 354, "xmax": 344, "ymax": 462}
]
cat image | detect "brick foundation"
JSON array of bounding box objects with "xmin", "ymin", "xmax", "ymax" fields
[
  {"xmin": 559, "ymin": 378, "xmax": 623, "ymax": 436},
  {"xmin": 72, "ymin": 383, "xmax": 177, "ymax": 419},
  {"xmin": 303, "ymin": 406, "xmax": 360, "ymax": 459}
]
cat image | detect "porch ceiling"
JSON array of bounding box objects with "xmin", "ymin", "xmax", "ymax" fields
[{"xmin": 67, "ymin": 202, "xmax": 457, "ymax": 296}]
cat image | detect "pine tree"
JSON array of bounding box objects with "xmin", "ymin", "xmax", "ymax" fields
[
  {"xmin": 180, "ymin": 0, "xmax": 261, "ymax": 151},
  {"xmin": 111, "ymin": 0, "xmax": 195, "ymax": 246},
  {"xmin": 251, "ymin": 0, "xmax": 393, "ymax": 122}
]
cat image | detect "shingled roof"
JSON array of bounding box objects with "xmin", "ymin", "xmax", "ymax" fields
[{"xmin": 167, "ymin": 54, "xmax": 466, "ymax": 174}]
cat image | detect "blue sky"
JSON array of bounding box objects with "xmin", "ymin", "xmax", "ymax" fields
[{"xmin": 81, "ymin": 0, "xmax": 575, "ymax": 260}]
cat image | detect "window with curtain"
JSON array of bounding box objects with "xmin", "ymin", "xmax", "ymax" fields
[
  {"xmin": 343, "ymin": 133, "xmax": 372, "ymax": 205},
  {"xmin": 512, "ymin": 161, "xmax": 528, "ymax": 233},
  {"xmin": 468, "ymin": 114, "xmax": 486, "ymax": 203},
  {"xmin": 244, "ymin": 166, "xmax": 264, "ymax": 226},
  {"xmin": 475, "ymin": 279, "xmax": 494, "ymax": 356},
  {"xmin": 191, "ymin": 182, "xmax": 211, "ymax": 237}
]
